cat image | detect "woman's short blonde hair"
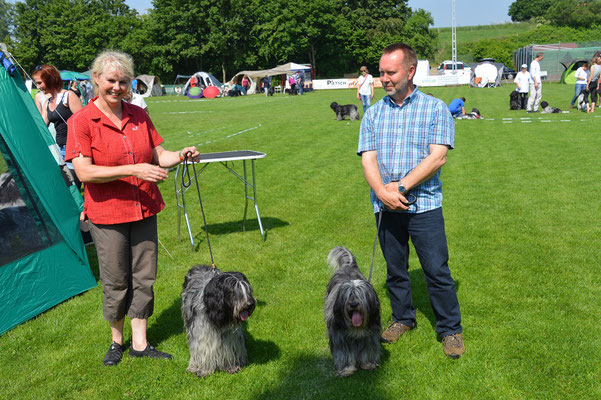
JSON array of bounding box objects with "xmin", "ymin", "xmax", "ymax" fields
[{"xmin": 90, "ymin": 50, "xmax": 135, "ymax": 94}]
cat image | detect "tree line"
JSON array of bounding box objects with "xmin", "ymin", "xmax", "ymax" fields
[
  {"xmin": 509, "ymin": 0, "xmax": 601, "ymax": 27},
  {"xmin": 0, "ymin": 0, "xmax": 437, "ymax": 82}
]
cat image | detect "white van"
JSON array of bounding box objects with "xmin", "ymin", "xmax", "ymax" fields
[{"xmin": 437, "ymin": 61, "xmax": 471, "ymax": 76}]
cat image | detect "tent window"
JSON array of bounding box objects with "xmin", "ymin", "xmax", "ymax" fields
[{"xmin": 0, "ymin": 134, "xmax": 60, "ymax": 266}]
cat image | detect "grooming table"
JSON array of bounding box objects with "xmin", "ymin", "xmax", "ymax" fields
[{"xmin": 174, "ymin": 150, "xmax": 267, "ymax": 244}]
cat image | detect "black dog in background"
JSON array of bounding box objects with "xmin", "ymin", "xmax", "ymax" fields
[
  {"xmin": 330, "ymin": 102, "xmax": 360, "ymax": 121},
  {"xmin": 509, "ymin": 90, "xmax": 522, "ymax": 110}
]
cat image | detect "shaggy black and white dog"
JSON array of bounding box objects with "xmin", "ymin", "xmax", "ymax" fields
[
  {"xmin": 181, "ymin": 265, "xmax": 256, "ymax": 377},
  {"xmin": 330, "ymin": 102, "xmax": 360, "ymax": 121},
  {"xmin": 324, "ymin": 246, "xmax": 381, "ymax": 377}
]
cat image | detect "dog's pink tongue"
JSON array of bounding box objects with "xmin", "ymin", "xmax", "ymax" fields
[
  {"xmin": 240, "ymin": 310, "xmax": 249, "ymax": 321},
  {"xmin": 352, "ymin": 311, "xmax": 363, "ymax": 327}
]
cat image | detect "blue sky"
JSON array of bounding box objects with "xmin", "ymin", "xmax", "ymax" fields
[
  {"xmin": 121, "ymin": 0, "xmax": 514, "ymax": 28},
  {"xmin": 408, "ymin": 0, "xmax": 514, "ymax": 27}
]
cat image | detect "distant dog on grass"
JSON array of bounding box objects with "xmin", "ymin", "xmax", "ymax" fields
[
  {"xmin": 577, "ymin": 89, "xmax": 590, "ymax": 112},
  {"xmin": 324, "ymin": 246, "xmax": 381, "ymax": 377},
  {"xmin": 181, "ymin": 265, "xmax": 256, "ymax": 377},
  {"xmin": 330, "ymin": 102, "xmax": 360, "ymax": 121}
]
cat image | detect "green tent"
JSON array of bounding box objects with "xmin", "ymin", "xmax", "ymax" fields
[
  {"xmin": 0, "ymin": 58, "xmax": 96, "ymax": 335},
  {"xmin": 60, "ymin": 70, "xmax": 90, "ymax": 81},
  {"xmin": 560, "ymin": 60, "xmax": 589, "ymax": 84}
]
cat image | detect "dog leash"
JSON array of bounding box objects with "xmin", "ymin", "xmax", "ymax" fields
[
  {"xmin": 181, "ymin": 151, "xmax": 216, "ymax": 270},
  {"xmin": 367, "ymin": 193, "xmax": 417, "ymax": 283}
]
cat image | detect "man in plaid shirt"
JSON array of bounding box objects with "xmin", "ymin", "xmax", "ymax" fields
[{"xmin": 357, "ymin": 43, "xmax": 464, "ymax": 359}]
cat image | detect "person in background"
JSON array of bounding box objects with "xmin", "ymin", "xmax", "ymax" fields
[
  {"xmin": 571, "ymin": 62, "xmax": 589, "ymax": 109},
  {"xmin": 242, "ymin": 75, "xmax": 249, "ymax": 93},
  {"xmin": 514, "ymin": 64, "xmax": 532, "ymax": 110},
  {"xmin": 70, "ymin": 80, "xmax": 82, "ymax": 98},
  {"xmin": 66, "ymin": 50, "xmax": 200, "ymax": 367},
  {"xmin": 298, "ymin": 69, "xmax": 305, "ymax": 95},
  {"xmin": 32, "ymin": 64, "xmax": 83, "ymax": 188},
  {"xmin": 356, "ymin": 66, "xmax": 374, "ymax": 113},
  {"xmin": 448, "ymin": 97, "xmax": 466, "ymax": 117},
  {"xmin": 262, "ymin": 76, "xmax": 270, "ymax": 97},
  {"xmin": 587, "ymin": 57, "xmax": 601, "ymax": 113},
  {"xmin": 526, "ymin": 52, "xmax": 544, "ymax": 113},
  {"xmin": 124, "ymin": 86, "xmax": 149, "ymax": 114}
]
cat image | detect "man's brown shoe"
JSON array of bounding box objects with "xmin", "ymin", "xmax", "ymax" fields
[
  {"xmin": 380, "ymin": 322, "xmax": 413, "ymax": 343},
  {"xmin": 442, "ymin": 333, "xmax": 465, "ymax": 359}
]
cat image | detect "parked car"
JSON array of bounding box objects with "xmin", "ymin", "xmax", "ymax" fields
[{"xmin": 437, "ymin": 60, "xmax": 471, "ymax": 75}]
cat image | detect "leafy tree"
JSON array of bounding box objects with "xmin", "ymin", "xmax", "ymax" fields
[
  {"xmin": 508, "ymin": 0, "xmax": 552, "ymax": 22},
  {"xmin": 0, "ymin": 0, "xmax": 14, "ymax": 42},
  {"xmin": 12, "ymin": 0, "xmax": 141, "ymax": 73},
  {"xmin": 546, "ymin": 0, "xmax": 601, "ymax": 27}
]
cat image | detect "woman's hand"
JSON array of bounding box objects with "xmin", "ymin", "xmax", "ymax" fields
[
  {"xmin": 133, "ymin": 163, "xmax": 168, "ymax": 182},
  {"xmin": 179, "ymin": 146, "xmax": 200, "ymax": 162}
]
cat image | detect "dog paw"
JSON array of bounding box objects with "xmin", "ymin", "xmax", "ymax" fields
[
  {"xmin": 188, "ymin": 367, "xmax": 213, "ymax": 378},
  {"xmin": 359, "ymin": 362, "xmax": 379, "ymax": 370},
  {"xmin": 336, "ymin": 366, "xmax": 357, "ymax": 377},
  {"xmin": 226, "ymin": 366, "xmax": 242, "ymax": 374}
]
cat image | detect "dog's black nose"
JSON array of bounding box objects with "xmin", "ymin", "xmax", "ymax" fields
[{"xmin": 350, "ymin": 302, "xmax": 359, "ymax": 309}]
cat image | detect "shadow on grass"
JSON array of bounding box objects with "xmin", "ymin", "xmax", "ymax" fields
[
  {"xmin": 250, "ymin": 349, "xmax": 392, "ymax": 400},
  {"xmin": 379, "ymin": 269, "xmax": 461, "ymax": 336},
  {"xmin": 246, "ymin": 330, "xmax": 281, "ymax": 366},
  {"xmin": 192, "ymin": 216, "xmax": 289, "ymax": 236},
  {"xmin": 148, "ymin": 296, "xmax": 183, "ymax": 345}
]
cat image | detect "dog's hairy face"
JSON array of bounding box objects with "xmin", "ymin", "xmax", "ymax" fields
[
  {"xmin": 333, "ymin": 279, "xmax": 379, "ymax": 330},
  {"xmin": 203, "ymin": 272, "xmax": 256, "ymax": 328},
  {"xmin": 330, "ymin": 102, "xmax": 339, "ymax": 111}
]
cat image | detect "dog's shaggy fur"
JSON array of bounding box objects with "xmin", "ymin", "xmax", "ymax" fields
[
  {"xmin": 330, "ymin": 102, "xmax": 360, "ymax": 121},
  {"xmin": 181, "ymin": 265, "xmax": 256, "ymax": 377},
  {"xmin": 509, "ymin": 90, "xmax": 521, "ymax": 110},
  {"xmin": 324, "ymin": 246, "xmax": 381, "ymax": 377}
]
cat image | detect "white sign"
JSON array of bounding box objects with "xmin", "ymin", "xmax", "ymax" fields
[
  {"xmin": 414, "ymin": 74, "xmax": 470, "ymax": 87},
  {"xmin": 313, "ymin": 79, "xmax": 351, "ymax": 90}
]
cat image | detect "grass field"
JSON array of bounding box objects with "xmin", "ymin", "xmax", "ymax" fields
[
  {"xmin": 2, "ymin": 83, "xmax": 601, "ymax": 399},
  {"xmin": 434, "ymin": 22, "xmax": 536, "ymax": 64}
]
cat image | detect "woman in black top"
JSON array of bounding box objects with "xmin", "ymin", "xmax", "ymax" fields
[{"xmin": 32, "ymin": 64, "xmax": 83, "ymax": 186}]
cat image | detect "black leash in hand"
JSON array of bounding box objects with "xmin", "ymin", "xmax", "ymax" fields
[
  {"xmin": 367, "ymin": 193, "xmax": 417, "ymax": 283},
  {"xmin": 181, "ymin": 151, "xmax": 216, "ymax": 269}
]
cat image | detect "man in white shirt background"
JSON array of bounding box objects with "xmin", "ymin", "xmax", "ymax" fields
[{"xmin": 527, "ymin": 52, "xmax": 544, "ymax": 113}]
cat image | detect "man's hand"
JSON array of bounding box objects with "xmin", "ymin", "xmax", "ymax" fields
[{"xmin": 377, "ymin": 185, "xmax": 409, "ymax": 211}]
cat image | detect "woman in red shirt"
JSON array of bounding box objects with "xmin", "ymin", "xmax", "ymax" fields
[{"xmin": 66, "ymin": 51, "xmax": 200, "ymax": 366}]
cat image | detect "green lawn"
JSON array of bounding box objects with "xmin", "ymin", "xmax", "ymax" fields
[
  {"xmin": 434, "ymin": 22, "xmax": 536, "ymax": 63},
  {"xmin": 2, "ymin": 83, "xmax": 601, "ymax": 399}
]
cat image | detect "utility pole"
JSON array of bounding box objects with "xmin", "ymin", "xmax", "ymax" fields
[{"xmin": 451, "ymin": 0, "xmax": 457, "ymax": 72}]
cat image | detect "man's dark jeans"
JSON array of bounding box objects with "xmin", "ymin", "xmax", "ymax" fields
[{"xmin": 377, "ymin": 207, "xmax": 462, "ymax": 337}]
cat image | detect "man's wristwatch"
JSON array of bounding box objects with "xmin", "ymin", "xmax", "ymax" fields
[{"xmin": 398, "ymin": 184, "xmax": 407, "ymax": 194}]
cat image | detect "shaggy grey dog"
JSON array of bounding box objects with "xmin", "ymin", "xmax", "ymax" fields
[
  {"xmin": 324, "ymin": 246, "xmax": 381, "ymax": 377},
  {"xmin": 330, "ymin": 102, "xmax": 360, "ymax": 121},
  {"xmin": 181, "ymin": 265, "xmax": 256, "ymax": 377}
]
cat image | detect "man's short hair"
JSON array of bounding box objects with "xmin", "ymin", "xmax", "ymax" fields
[
  {"xmin": 536, "ymin": 52, "xmax": 544, "ymax": 58},
  {"xmin": 382, "ymin": 43, "xmax": 418, "ymax": 70},
  {"xmin": 461, "ymin": 97, "xmax": 466, "ymax": 102}
]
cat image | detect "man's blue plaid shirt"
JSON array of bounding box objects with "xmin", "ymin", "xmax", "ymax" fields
[{"xmin": 357, "ymin": 88, "xmax": 455, "ymax": 214}]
